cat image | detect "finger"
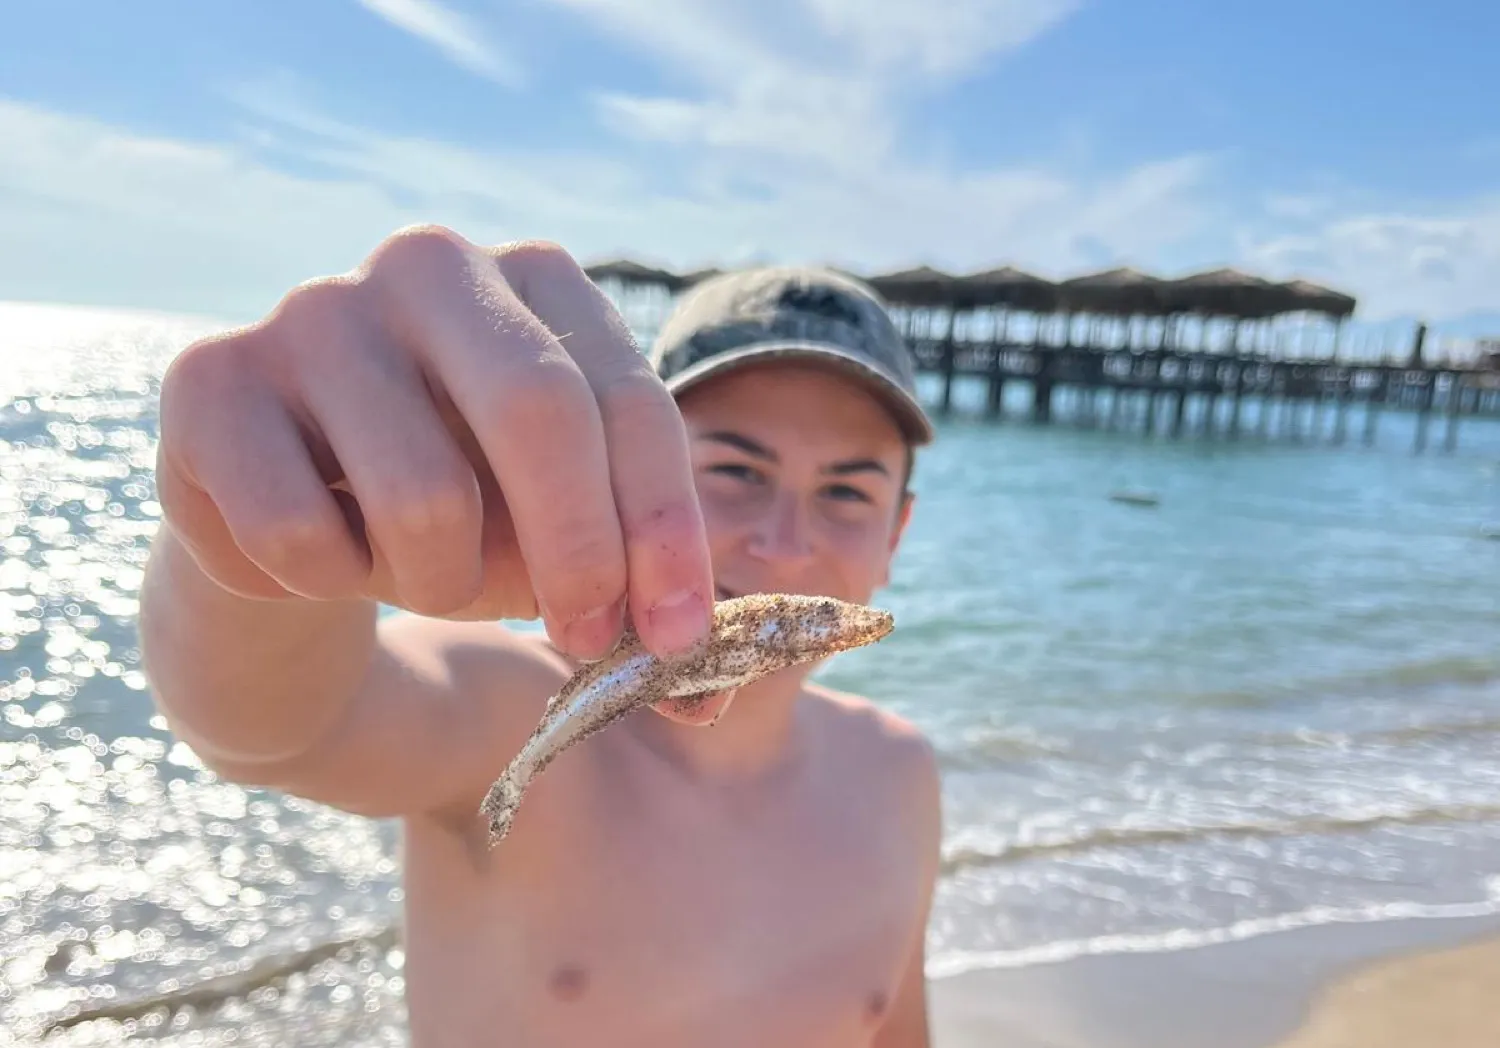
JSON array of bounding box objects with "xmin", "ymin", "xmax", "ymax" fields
[
  {"xmin": 294, "ymin": 323, "xmax": 486, "ymax": 618},
  {"xmin": 168, "ymin": 374, "xmax": 372, "ymax": 600},
  {"xmin": 368, "ymin": 226, "xmax": 627, "ymax": 659},
  {"xmin": 156, "ymin": 452, "xmax": 296, "ymax": 601},
  {"xmin": 389, "ymin": 395, "xmax": 541, "ymax": 622},
  {"xmin": 652, "ymin": 688, "xmax": 738, "ymax": 727},
  {"xmin": 498, "ymin": 243, "xmax": 714, "ymax": 658},
  {"xmin": 157, "ymin": 340, "xmax": 293, "ymax": 599}
]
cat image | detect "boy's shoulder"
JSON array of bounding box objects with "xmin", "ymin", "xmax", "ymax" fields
[
  {"xmin": 802, "ymin": 683, "xmax": 944, "ymax": 878},
  {"xmin": 804, "ymin": 680, "xmax": 932, "ymax": 742},
  {"xmin": 803, "ymin": 682, "xmax": 940, "ymax": 794}
]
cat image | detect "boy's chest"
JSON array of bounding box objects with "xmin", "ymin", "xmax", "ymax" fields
[{"xmin": 474, "ymin": 763, "xmax": 929, "ymax": 1046}]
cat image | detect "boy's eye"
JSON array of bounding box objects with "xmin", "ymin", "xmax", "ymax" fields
[
  {"xmin": 825, "ymin": 484, "xmax": 871, "ymax": 503},
  {"xmin": 708, "ymin": 463, "xmax": 761, "ymax": 482}
]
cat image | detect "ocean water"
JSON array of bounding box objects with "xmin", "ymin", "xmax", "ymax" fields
[{"xmin": 1, "ymin": 299, "xmax": 1498, "ymax": 1043}]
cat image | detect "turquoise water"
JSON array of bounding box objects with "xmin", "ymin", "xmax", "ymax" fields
[{"xmin": 1, "ymin": 300, "xmax": 1498, "ymax": 1043}]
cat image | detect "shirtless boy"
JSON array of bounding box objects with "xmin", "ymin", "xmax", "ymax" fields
[{"xmin": 139, "ymin": 225, "xmax": 943, "ymax": 1048}]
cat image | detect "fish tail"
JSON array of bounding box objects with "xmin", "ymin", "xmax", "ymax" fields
[{"xmin": 479, "ymin": 764, "xmax": 528, "ymax": 848}]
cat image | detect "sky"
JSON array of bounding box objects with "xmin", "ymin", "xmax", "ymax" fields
[{"xmin": 1, "ymin": 0, "xmax": 1497, "ymax": 337}]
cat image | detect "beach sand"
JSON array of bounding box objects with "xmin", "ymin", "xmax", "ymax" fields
[
  {"xmin": 1271, "ymin": 933, "xmax": 1500, "ymax": 1048},
  {"xmin": 928, "ymin": 913, "xmax": 1500, "ymax": 1048}
]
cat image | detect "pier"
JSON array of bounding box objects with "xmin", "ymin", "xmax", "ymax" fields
[{"xmin": 585, "ymin": 260, "xmax": 1500, "ymax": 453}]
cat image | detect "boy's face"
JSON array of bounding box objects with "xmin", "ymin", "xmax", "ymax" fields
[{"xmin": 677, "ymin": 361, "xmax": 914, "ymax": 610}]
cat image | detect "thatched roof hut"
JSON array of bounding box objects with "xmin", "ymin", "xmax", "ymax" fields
[
  {"xmin": 863, "ymin": 265, "xmax": 960, "ymax": 309},
  {"xmin": 578, "ymin": 255, "xmax": 1359, "ymax": 322},
  {"xmin": 957, "ymin": 266, "xmax": 1059, "ymax": 312},
  {"xmin": 1159, "ymin": 268, "xmax": 1282, "ymax": 318},
  {"xmin": 676, "ymin": 267, "xmax": 724, "ymax": 289},
  {"xmin": 1057, "ymin": 268, "xmax": 1168, "ymax": 315},
  {"xmin": 1276, "ymin": 279, "xmax": 1357, "ymax": 319},
  {"xmin": 583, "ymin": 258, "xmax": 681, "ymax": 289}
]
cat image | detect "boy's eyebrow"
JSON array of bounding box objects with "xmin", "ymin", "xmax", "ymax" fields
[
  {"xmin": 698, "ymin": 430, "xmax": 890, "ymax": 477},
  {"xmin": 825, "ymin": 458, "xmax": 889, "ymax": 477},
  {"xmin": 700, "ymin": 430, "xmax": 775, "ymax": 461}
]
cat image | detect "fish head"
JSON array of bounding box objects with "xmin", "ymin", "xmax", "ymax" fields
[
  {"xmin": 785, "ymin": 596, "xmax": 895, "ymax": 657},
  {"xmin": 718, "ymin": 593, "xmax": 894, "ymax": 662}
]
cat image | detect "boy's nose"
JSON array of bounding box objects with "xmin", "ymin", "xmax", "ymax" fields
[{"xmin": 746, "ymin": 491, "xmax": 815, "ymax": 566}]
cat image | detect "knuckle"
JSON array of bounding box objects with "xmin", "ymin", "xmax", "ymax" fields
[
  {"xmin": 161, "ymin": 334, "xmax": 239, "ymax": 407},
  {"xmin": 556, "ymin": 525, "xmax": 624, "ymax": 576},
  {"xmin": 494, "ymin": 238, "xmax": 579, "ymax": 278},
  {"xmin": 623, "ymin": 496, "xmax": 701, "ymax": 547},
  {"xmin": 482, "ymin": 358, "xmax": 593, "ymax": 427},
  {"xmin": 365, "ymin": 223, "xmax": 473, "ymax": 279},
  {"xmin": 596, "ymin": 368, "xmax": 675, "ymax": 429},
  {"xmin": 274, "ymin": 274, "xmax": 363, "ymax": 336},
  {"xmin": 368, "ymin": 477, "xmax": 481, "ymax": 544},
  {"xmin": 158, "ymin": 335, "xmax": 257, "ymax": 446},
  {"xmin": 265, "ymin": 277, "xmax": 386, "ymax": 380},
  {"xmin": 237, "ymin": 511, "xmax": 348, "ymax": 576},
  {"xmin": 399, "ymin": 567, "xmax": 484, "ymax": 618},
  {"xmin": 543, "ymin": 530, "xmax": 626, "ymax": 614},
  {"xmin": 406, "ymin": 587, "xmax": 481, "ymax": 620}
]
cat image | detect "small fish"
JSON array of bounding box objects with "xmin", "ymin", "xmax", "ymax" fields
[{"xmin": 479, "ymin": 592, "xmax": 895, "ymax": 847}]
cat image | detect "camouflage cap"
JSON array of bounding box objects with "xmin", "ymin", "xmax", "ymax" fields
[{"xmin": 647, "ymin": 265, "xmax": 935, "ymax": 446}]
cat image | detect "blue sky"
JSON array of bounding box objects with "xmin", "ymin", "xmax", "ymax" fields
[{"xmin": 1, "ymin": 0, "xmax": 1496, "ymax": 335}]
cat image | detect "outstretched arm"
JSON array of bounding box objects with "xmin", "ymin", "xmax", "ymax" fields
[
  {"xmin": 142, "ymin": 525, "xmax": 561, "ymax": 822},
  {"xmin": 140, "ymin": 227, "xmax": 718, "ymax": 823}
]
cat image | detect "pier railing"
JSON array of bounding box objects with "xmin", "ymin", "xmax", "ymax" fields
[{"xmin": 905, "ymin": 334, "xmax": 1499, "ymax": 452}]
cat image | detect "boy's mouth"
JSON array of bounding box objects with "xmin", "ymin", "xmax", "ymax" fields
[{"xmin": 714, "ymin": 584, "xmax": 739, "ymax": 602}]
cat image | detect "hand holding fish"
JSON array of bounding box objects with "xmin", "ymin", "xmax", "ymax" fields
[{"xmin": 155, "ymin": 227, "xmax": 717, "ymax": 671}]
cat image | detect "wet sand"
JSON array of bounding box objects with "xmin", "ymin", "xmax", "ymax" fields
[
  {"xmin": 928, "ymin": 913, "xmax": 1500, "ymax": 1048},
  {"xmin": 1271, "ymin": 932, "xmax": 1500, "ymax": 1048}
]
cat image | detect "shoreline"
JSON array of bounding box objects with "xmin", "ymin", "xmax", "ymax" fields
[{"xmin": 929, "ymin": 910, "xmax": 1500, "ymax": 1048}]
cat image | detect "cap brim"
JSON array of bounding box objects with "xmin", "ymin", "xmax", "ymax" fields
[{"xmin": 660, "ymin": 340, "xmax": 936, "ymax": 446}]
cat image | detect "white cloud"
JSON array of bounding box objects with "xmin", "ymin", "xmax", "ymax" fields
[
  {"xmin": 355, "ymin": 0, "xmax": 522, "ymax": 86},
  {"xmin": 1, "ymin": 0, "xmax": 1497, "ymax": 331},
  {"xmin": 549, "ymin": 0, "xmax": 1080, "ymax": 169},
  {"xmin": 539, "ymin": 0, "xmax": 783, "ymax": 85},
  {"xmin": 4, "ymin": 88, "xmax": 1499, "ymax": 329},
  {"xmin": 1245, "ymin": 199, "xmax": 1500, "ymax": 322},
  {"xmin": 803, "ymin": 0, "xmax": 1082, "ymax": 78},
  {"xmin": 0, "ymin": 99, "xmax": 409, "ymax": 319},
  {"xmin": 593, "ymin": 72, "xmax": 893, "ymax": 171},
  {"xmin": 555, "ymin": 0, "xmax": 892, "ymax": 167},
  {"xmin": 0, "ymin": 91, "xmax": 1224, "ymax": 321}
]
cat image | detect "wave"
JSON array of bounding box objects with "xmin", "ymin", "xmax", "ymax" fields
[
  {"xmin": 1253, "ymin": 714, "xmax": 1500, "ymax": 751},
  {"xmin": 936, "ymin": 726, "xmax": 1073, "ymax": 770},
  {"xmin": 1365, "ymin": 653, "xmax": 1500, "ymax": 691},
  {"xmin": 935, "ymin": 710, "xmax": 1500, "ymax": 777},
  {"xmin": 927, "ymin": 654, "xmax": 1500, "ymax": 776},
  {"xmin": 34, "ymin": 924, "xmax": 401, "ymax": 1036},
  {"xmin": 940, "ymin": 802, "xmax": 1500, "ymax": 875},
  {"xmin": 926, "ymin": 892, "xmax": 1500, "ymax": 980},
  {"xmin": 1183, "ymin": 653, "xmax": 1500, "ymax": 709}
]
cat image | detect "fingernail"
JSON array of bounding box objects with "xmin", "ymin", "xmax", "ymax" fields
[
  {"xmin": 645, "ymin": 588, "xmax": 710, "ymax": 657},
  {"xmin": 707, "ymin": 688, "xmax": 738, "ymax": 726},
  {"xmin": 560, "ymin": 598, "xmax": 624, "ymax": 661}
]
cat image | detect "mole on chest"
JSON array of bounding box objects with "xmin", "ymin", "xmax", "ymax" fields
[{"xmin": 547, "ymin": 963, "xmax": 589, "ymax": 1002}]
